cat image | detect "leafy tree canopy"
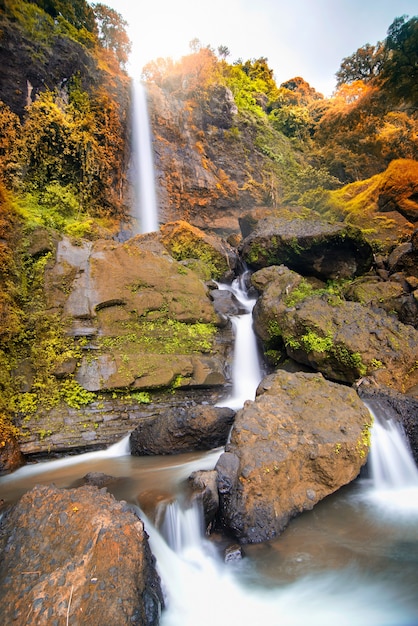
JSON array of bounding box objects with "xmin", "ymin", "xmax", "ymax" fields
[
  {"xmin": 92, "ymin": 3, "xmax": 131, "ymax": 68},
  {"xmin": 335, "ymin": 43, "xmax": 385, "ymax": 86},
  {"xmin": 379, "ymin": 14, "xmax": 418, "ymax": 104},
  {"xmin": 27, "ymin": 0, "xmax": 96, "ymax": 31}
]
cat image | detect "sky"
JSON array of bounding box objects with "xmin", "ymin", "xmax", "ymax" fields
[{"xmin": 101, "ymin": 0, "xmax": 418, "ymax": 96}]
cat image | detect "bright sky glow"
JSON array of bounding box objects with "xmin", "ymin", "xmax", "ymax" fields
[{"xmin": 101, "ymin": 0, "xmax": 417, "ymax": 96}]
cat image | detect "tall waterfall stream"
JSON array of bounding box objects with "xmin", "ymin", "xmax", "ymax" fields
[
  {"xmin": 131, "ymin": 81, "xmax": 159, "ymax": 234},
  {"xmin": 1, "ymin": 282, "xmax": 418, "ymax": 624}
]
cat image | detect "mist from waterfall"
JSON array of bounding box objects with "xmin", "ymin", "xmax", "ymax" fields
[{"xmin": 131, "ymin": 80, "xmax": 159, "ymax": 234}]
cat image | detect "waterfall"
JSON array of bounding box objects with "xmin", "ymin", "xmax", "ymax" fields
[
  {"xmin": 131, "ymin": 80, "xmax": 159, "ymax": 234},
  {"xmin": 365, "ymin": 404, "xmax": 418, "ymax": 514},
  {"xmin": 216, "ymin": 274, "xmax": 263, "ymax": 410},
  {"xmin": 144, "ymin": 496, "xmax": 418, "ymax": 626}
]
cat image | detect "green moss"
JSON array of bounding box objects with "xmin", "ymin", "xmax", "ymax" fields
[
  {"xmin": 300, "ymin": 330, "xmax": 334, "ymax": 353},
  {"xmin": 356, "ymin": 418, "xmax": 373, "ymax": 459},
  {"xmin": 99, "ymin": 318, "xmax": 217, "ymax": 355}
]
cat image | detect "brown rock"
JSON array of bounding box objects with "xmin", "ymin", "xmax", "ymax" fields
[
  {"xmin": 0, "ymin": 435, "xmax": 25, "ymax": 475},
  {"xmin": 216, "ymin": 370, "xmax": 371, "ymax": 543},
  {"xmin": 130, "ymin": 405, "xmax": 235, "ymax": 455},
  {"xmin": 0, "ymin": 484, "xmax": 163, "ymax": 625},
  {"xmin": 239, "ymin": 215, "xmax": 373, "ymax": 280}
]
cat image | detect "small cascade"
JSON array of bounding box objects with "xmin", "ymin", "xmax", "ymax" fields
[
  {"xmin": 0, "ymin": 434, "xmax": 131, "ymax": 484},
  {"xmin": 366, "ymin": 404, "xmax": 418, "ymax": 513},
  {"xmin": 131, "ymin": 80, "xmax": 159, "ymax": 234},
  {"xmin": 143, "ymin": 496, "xmax": 417, "ymax": 626},
  {"xmin": 217, "ymin": 273, "xmax": 263, "ymax": 410},
  {"xmin": 160, "ymin": 499, "xmax": 205, "ymax": 553},
  {"xmin": 369, "ymin": 415, "xmax": 418, "ymax": 489}
]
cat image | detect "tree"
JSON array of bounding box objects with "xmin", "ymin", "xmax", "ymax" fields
[
  {"xmin": 92, "ymin": 3, "xmax": 131, "ymax": 68},
  {"xmin": 378, "ymin": 15, "xmax": 418, "ymax": 104},
  {"xmin": 28, "ymin": 0, "xmax": 96, "ymax": 31},
  {"xmin": 336, "ymin": 43, "xmax": 385, "ymax": 86},
  {"xmin": 217, "ymin": 45, "xmax": 230, "ymax": 60}
]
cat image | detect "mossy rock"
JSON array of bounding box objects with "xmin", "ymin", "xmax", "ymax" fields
[
  {"xmin": 240, "ymin": 214, "xmax": 373, "ymax": 280},
  {"xmin": 160, "ymin": 220, "xmax": 237, "ymax": 280}
]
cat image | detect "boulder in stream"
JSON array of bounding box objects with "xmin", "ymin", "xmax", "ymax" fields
[
  {"xmin": 130, "ymin": 405, "xmax": 235, "ymax": 455},
  {"xmin": 216, "ymin": 370, "xmax": 372, "ymax": 543},
  {"xmin": 0, "ymin": 484, "xmax": 163, "ymax": 625},
  {"xmin": 239, "ymin": 212, "xmax": 373, "ymax": 280}
]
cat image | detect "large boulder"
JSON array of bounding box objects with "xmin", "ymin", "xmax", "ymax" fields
[
  {"xmin": 251, "ymin": 266, "xmax": 418, "ymax": 393},
  {"xmin": 239, "ymin": 213, "xmax": 373, "ymax": 280},
  {"xmin": 42, "ymin": 233, "xmax": 227, "ymax": 392},
  {"xmin": 130, "ymin": 405, "xmax": 235, "ymax": 455},
  {"xmin": 278, "ymin": 296, "xmax": 418, "ymax": 391},
  {"xmin": 0, "ymin": 485, "xmax": 163, "ymax": 625},
  {"xmin": 215, "ymin": 370, "xmax": 371, "ymax": 543}
]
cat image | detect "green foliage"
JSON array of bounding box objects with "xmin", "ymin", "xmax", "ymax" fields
[
  {"xmin": 131, "ymin": 391, "xmax": 151, "ymax": 404},
  {"xmin": 100, "ymin": 318, "xmax": 217, "ymax": 355},
  {"xmin": 336, "ymin": 43, "xmax": 385, "ymax": 86},
  {"xmin": 59, "ymin": 379, "xmax": 96, "ymax": 409},
  {"xmin": 299, "ymin": 330, "xmax": 334, "ymax": 353},
  {"xmin": 379, "ymin": 15, "xmax": 418, "ymax": 104}
]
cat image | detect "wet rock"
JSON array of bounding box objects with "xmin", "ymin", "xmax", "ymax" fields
[
  {"xmin": 216, "ymin": 370, "xmax": 371, "ymax": 543},
  {"xmin": 0, "ymin": 485, "xmax": 163, "ymax": 625},
  {"xmin": 130, "ymin": 405, "xmax": 235, "ymax": 455},
  {"xmin": 239, "ymin": 213, "xmax": 373, "ymax": 280},
  {"xmin": 188, "ymin": 470, "xmax": 219, "ymax": 527},
  {"xmin": 16, "ymin": 389, "xmax": 226, "ymax": 457},
  {"xmin": 224, "ymin": 543, "xmax": 243, "ymax": 563},
  {"xmin": 210, "ymin": 288, "xmax": 248, "ymax": 319}
]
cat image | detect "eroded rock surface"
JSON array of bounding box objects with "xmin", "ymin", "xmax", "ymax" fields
[
  {"xmin": 0, "ymin": 485, "xmax": 163, "ymax": 625},
  {"xmin": 215, "ymin": 370, "xmax": 371, "ymax": 543}
]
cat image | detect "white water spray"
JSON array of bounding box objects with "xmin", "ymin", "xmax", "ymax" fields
[
  {"xmin": 131, "ymin": 81, "xmax": 159, "ymax": 234},
  {"xmin": 216, "ymin": 274, "xmax": 263, "ymax": 410}
]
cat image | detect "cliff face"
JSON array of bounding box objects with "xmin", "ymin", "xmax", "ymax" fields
[
  {"xmin": 147, "ymin": 83, "xmax": 305, "ymax": 234},
  {"xmin": 0, "ymin": 19, "xmax": 99, "ymax": 119}
]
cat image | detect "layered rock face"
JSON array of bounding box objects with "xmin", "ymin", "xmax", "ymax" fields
[
  {"xmin": 0, "ymin": 485, "xmax": 163, "ymax": 625},
  {"xmin": 216, "ymin": 370, "xmax": 372, "ymax": 543}
]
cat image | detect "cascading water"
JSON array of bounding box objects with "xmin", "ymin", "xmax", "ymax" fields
[
  {"xmin": 1, "ymin": 284, "xmax": 418, "ymax": 624},
  {"xmin": 364, "ymin": 404, "xmax": 418, "ymax": 513},
  {"xmin": 131, "ymin": 80, "xmax": 159, "ymax": 234},
  {"xmin": 216, "ymin": 273, "xmax": 263, "ymax": 410}
]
